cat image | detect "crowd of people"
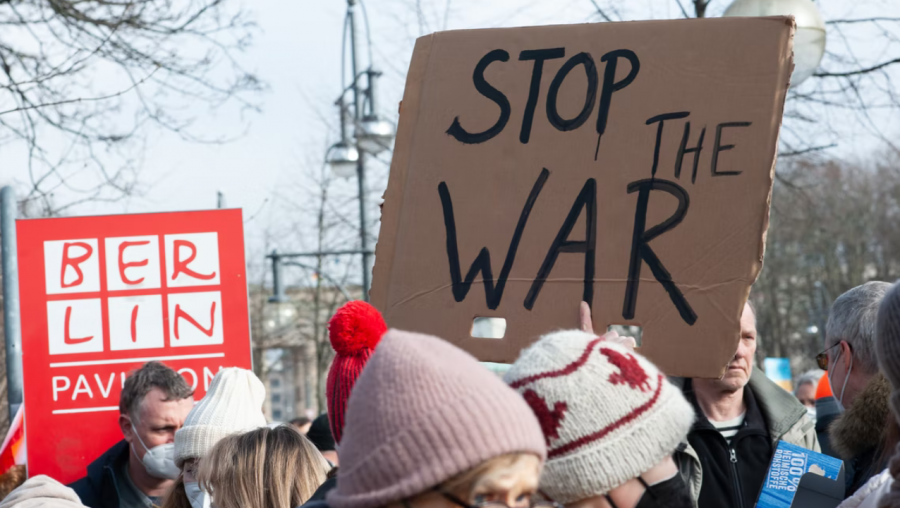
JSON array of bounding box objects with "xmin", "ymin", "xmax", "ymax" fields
[{"xmin": 4, "ymin": 281, "xmax": 900, "ymax": 508}]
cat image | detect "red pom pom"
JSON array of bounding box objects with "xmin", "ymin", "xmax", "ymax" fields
[{"xmin": 328, "ymin": 301, "xmax": 387, "ymax": 356}]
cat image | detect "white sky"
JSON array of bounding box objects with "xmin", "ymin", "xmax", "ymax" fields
[{"xmin": 2, "ymin": 0, "xmax": 898, "ymax": 281}]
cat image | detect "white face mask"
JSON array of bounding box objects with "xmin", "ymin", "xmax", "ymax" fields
[
  {"xmin": 828, "ymin": 346, "xmax": 854, "ymax": 412},
  {"xmin": 184, "ymin": 481, "xmax": 211, "ymax": 508},
  {"xmin": 806, "ymin": 406, "xmax": 817, "ymax": 422},
  {"xmin": 130, "ymin": 424, "xmax": 181, "ymax": 480}
]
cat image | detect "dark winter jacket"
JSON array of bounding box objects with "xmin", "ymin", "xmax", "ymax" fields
[
  {"xmin": 684, "ymin": 380, "xmax": 771, "ymax": 508},
  {"xmin": 299, "ymin": 502, "xmax": 329, "ymax": 508},
  {"xmin": 305, "ymin": 476, "xmax": 337, "ymax": 504},
  {"xmin": 816, "ymin": 394, "xmax": 841, "ymax": 458},
  {"xmin": 672, "ymin": 369, "xmax": 820, "ymax": 508},
  {"xmin": 829, "ymin": 374, "xmax": 893, "ymax": 497},
  {"xmin": 69, "ymin": 440, "xmax": 129, "ymax": 508}
]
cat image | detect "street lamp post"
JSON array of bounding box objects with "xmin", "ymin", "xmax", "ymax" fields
[
  {"xmin": 347, "ymin": 0, "xmax": 371, "ymax": 301},
  {"xmin": 722, "ymin": 0, "xmax": 826, "ymax": 87},
  {"xmin": 325, "ymin": 0, "xmax": 394, "ymax": 302}
]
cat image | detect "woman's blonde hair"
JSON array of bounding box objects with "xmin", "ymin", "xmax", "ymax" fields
[
  {"xmin": 439, "ymin": 453, "xmax": 541, "ymax": 501},
  {"xmin": 198, "ymin": 425, "xmax": 328, "ymax": 508}
]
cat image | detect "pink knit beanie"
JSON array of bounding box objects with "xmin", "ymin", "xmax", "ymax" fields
[{"xmin": 326, "ymin": 329, "xmax": 547, "ymax": 508}]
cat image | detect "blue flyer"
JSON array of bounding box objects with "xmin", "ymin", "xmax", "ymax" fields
[{"xmin": 755, "ymin": 441, "xmax": 844, "ymax": 508}]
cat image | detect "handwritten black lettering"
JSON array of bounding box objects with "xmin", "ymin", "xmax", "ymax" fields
[
  {"xmin": 646, "ymin": 112, "xmax": 690, "ymax": 178},
  {"xmin": 524, "ymin": 178, "xmax": 597, "ymax": 310},
  {"xmin": 439, "ymin": 168, "xmax": 550, "ymax": 309},
  {"xmin": 623, "ymin": 178, "xmax": 697, "ymax": 325},
  {"xmin": 595, "ymin": 49, "xmax": 641, "ymax": 160},
  {"xmin": 675, "ymin": 122, "xmax": 707, "ymax": 184},
  {"xmin": 711, "ymin": 121, "xmax": 751, "ymax": 177},
  {"xmin": 546, "ymin": 52, "xmax": 598, "ymax": 132},
  {"xmin": 519, "ymin": 48, "xmax": 565, "ymax": 144},
  {"xmin": 447, "ymin": 49, "xmax": 512, "ymax": 144}
]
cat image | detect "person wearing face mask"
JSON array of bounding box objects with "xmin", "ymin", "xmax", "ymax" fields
[
  {"xmin": 670, "ymin": 301, "xmax": 819, "ymax": 508},
  {"xmin": 504, "ymin": 329, "xmax": 696, "ymax": 508},
  {"xmin": 302, "ymin": 329, "xmax": 549, "ymax": 508},
  {"xmin": 70, "ymin": 362, "xmax": 195, "ymax": 508},
  {"xmin": 793, "ymin": 370, "xmax": 824, "ymax": 422},
  {"xmin": 818, "ymin": 282, "xmax": 895, "ymax": 499},
  {"xmin": 158, "ymin": 368, "xmax": 270, "ymax": 508}
]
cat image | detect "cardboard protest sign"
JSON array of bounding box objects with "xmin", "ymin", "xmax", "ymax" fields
[
  {"xmin": 16, "ymin": 210, "xmax": 252, "ymax": 482},
  {"xmin": 371, "ymin": 17, "xmax": 794, "ymax": 378}
]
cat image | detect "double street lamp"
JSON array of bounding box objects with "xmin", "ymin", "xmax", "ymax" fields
[{"xmin": 325, "ymin": 0, "xmax": 395, "ymax": 301}]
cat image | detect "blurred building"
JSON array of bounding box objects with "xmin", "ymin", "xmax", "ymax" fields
[
  {"xmin": 251, "ymin": 283, "xmax": 362, "ymax": 422},
  {"xmin": 261, "ymin": 350, "xmax": 290, "ymax": 422}
]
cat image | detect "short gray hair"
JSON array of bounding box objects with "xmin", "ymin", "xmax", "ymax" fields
[
  {"xmin": 794, "ymin": 369, "xmax": 824, "ymax": 395},
  {"xmin": 119, "ymin": 361, "xmax": 194, "ymax": 417},
  {"xmin": 826, "ymin": 281, "xmax": 892, "ymax": 373},
  {"xmin": 745, "ymin": 298, "xmax": 757, "ymax": 326}
]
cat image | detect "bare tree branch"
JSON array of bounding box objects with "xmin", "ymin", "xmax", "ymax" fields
[
  {"xmin": 814, "ymin": 57, "xmax": 900, "ymax": 77},
  {"xmin": 693, "ymin": 0, "xmax": 708, "ymax": 18},
  {"xmin": 0, "ymin": 0, "xmax": 264, "ymax": 216},
  {"xmin": 779, "ymin": 143, "xmax": 837, "ymax": 158},
  {"xmin": 0, "ymin": 67, "xmax": 158, "ymax": 116},
  {"xmin": 827, "ymin": 17, "xmax": 900, "ymax": 25},
  {"xmin": 587, "ymin": 0, "xmax": 613, "ymax": 22}
]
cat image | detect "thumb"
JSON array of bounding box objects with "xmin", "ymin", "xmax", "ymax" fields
[{"xmin": 580, "ymin": 301, "xmax": 593, "ymax": 333}]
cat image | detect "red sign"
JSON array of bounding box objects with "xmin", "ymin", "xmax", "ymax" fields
[{"xmin": 16, "ymin": 210, "xmax": 252, "ymax": 483}]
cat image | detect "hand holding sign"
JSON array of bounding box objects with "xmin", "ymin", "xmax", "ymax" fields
[{"xmin": 580, "ymin": 302, "xmax": 636, "ymax": 350}]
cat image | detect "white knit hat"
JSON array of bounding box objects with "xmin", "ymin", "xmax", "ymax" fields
[
  {"xmin": 504, "ymin": 330, "xmax": 695, "ymax": 504},
  {"xmin": 174, "ymin": 368, "xmax": 267, "ymax": 467}
]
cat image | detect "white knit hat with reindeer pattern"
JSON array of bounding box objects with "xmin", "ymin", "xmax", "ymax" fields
[{"xmin": 504, "ymin": 330, "xmax": 694, "ymax": 504}]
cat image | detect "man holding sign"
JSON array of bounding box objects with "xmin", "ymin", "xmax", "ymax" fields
[{"xmin": 671, "ymin": 302, "xmax": 818, "ymax": 508}]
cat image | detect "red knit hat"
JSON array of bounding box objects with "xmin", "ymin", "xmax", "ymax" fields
[{"xmin": 326, "ymin": 301, "xmax": 387, "ymax": 444}]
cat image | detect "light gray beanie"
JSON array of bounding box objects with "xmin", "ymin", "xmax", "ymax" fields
[
  {"xmin": 174, "ymin": 367, "xmax": 267, "ymax": 467},
  {"xmin": 504, "ymin": 330, "xmax": 695, "ymax": 504}
]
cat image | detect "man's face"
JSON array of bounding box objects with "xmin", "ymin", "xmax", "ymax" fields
[
  {"xmin": 121, "ymin": 387, "xmax": 194, "ymax": 460},
  {"xmin": 714, "ymin": 303, "xmax": 758, "ymax": 392},
  {"xmin": 795, "ymin": 383, "xmax": 816, "ymax": 408}
]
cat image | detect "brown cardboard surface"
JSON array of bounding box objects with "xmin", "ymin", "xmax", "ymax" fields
[{"xmin": 371, "ymin": 17, "xmax": 794, "ymax": 378}]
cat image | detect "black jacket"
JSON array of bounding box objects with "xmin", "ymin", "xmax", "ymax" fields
[
  {"xmin": 815, "ymin": 397, "xmax": 840, "ymax": 459},
  {"xmin": 69, "ymin": 440, "xmax": 129, "ymax": 508},
  {"xmin": 684, "ymin": 380, "xmax": 773, "ymax": 508},
  {"xmin": 305, "ymin": 476, "xmax": 337, "ymax": 504},
  {"xmin": 673, "ymin": 371, "xmax": 819, "ymax": 508}
]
